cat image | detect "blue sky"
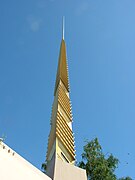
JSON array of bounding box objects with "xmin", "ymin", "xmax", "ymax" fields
[{"xmin": 0, "ymin": 0, "xmax": 135, "ymax": 179}]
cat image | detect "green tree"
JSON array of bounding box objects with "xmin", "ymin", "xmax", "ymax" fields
[
  {"xmin": 41, "ymin": 162, "xmax": 47, "ymax": 173},
  {"xmin": 78, "ymin": 138, "xmax": 132, "ymax": 180},
  {"xmin": 118, "ymin": 177, "xmax": 132, "ymax": 180}
]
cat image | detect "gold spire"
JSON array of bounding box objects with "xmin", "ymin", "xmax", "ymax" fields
[
  {"xmin": 54, "ymin": 39, "xmax": 70, "ymax": 95},
  {"xmin": 46, "ymin": 21, "xmax": 75, "ymax": 168}
]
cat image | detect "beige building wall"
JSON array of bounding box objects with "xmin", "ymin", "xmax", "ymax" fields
[
  {"xmin": 0, "ymin": 142, "xmax": 51, "ymax": 180},
  {"xmin": 54, "ymin": 157, "xmax": 87, "ymax": 180},
  {"xmin": 46, "ymin": 153, "xmax": 87, "ymax": 180}
]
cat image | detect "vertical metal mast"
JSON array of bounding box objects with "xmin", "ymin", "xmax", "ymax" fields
[{"xmin": 62, "ymin": 16, "xmax": 65, "ymax": 40}]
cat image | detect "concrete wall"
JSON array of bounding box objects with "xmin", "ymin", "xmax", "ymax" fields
[
  {"xmin": 54, "ymin": 158, "xmax": 87, "ymax": 180},
  {"xmin": 46, "ymin": 154, "xmax": 87, "ymax": 180},
  {"xmin": 0, "ymin": 142, "xmax": 51, "ymax": 180}
]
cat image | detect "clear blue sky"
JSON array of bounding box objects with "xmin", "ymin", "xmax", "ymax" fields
[{"xmin": 0, "ymin": 0, "xmax": 135, "ymax": 179}]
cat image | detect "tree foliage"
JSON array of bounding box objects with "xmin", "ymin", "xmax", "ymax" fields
[
  {"xmin": 41, "ymin": 162, "xmax": 47, "ymax": 173},
  {"xmin": 118, "ymin": 177, "xmax": 132, "ymax": 180},
  {"xmin": 78, "ymin": 138, "xmax": 132, "ymax": 180}
]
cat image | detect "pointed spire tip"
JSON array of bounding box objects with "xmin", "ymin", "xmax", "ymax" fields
[{"xmin": 62, "ymin": 16, "xmax": 65, "ymax": 40}]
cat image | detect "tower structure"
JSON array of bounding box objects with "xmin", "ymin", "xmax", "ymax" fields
[
  {"xmin": 45, "ymin": 20, "xmax": 87, "ymax": 180},
  {"xmin": 46, "ymin": 22, "xmax": 75, "ymax": 166}
]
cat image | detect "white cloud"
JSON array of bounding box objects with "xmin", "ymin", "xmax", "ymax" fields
[
  {"xmin": 30, "ymin": 21, "xmax": 40, "ymax": 32},
  {"xmin": 27, "ymin": 15, "xmax": 42, "ymax": 32}
]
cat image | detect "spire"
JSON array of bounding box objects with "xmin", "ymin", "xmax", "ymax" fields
[
  {"xmin": 54, "ymin": 19, "xmax": 69, "ymax": 95},
  {"xmin": 46, "ymin": 20, "xmax": 75, "ymax": 170}
]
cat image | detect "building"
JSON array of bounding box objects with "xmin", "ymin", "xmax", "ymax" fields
[
  {"xmin": 45, "ymin": 21, "xmax": 87, "ymax": 180},
  {"xmin": 0, "ymin": 140, "xmax": 51, "ymax": 180},
  {"xmin": 0, "ymin": 22, "xmax": 87, "ymax": 180}
]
